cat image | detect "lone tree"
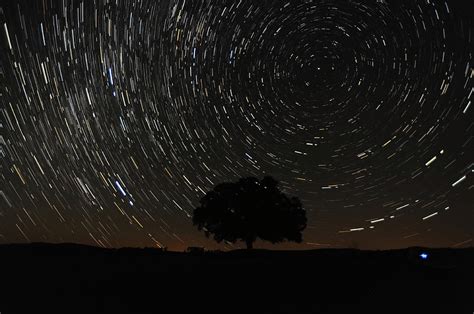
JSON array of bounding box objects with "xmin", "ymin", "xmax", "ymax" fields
[{"xmin": 192, "ymin": 176, "xmax": 307, "ymax": 249}]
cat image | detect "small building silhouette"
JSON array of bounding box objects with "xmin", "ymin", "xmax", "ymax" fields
[{"xmin": 186, "ymin": 246, "xmax": 205, "ymax": 253}]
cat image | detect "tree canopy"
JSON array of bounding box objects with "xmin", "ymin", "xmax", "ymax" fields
[{"xmin": 192, "ymin": 176, "xmax": 307, "ymax": 249}]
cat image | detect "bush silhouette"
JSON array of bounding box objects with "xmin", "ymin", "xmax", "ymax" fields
[{"xmin": 193, "ymin": 176, "xmax": 307, "ymax": 249}]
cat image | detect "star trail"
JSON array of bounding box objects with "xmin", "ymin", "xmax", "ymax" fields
[{"xmin": 0, "ymin": 0, "xmax": 472, "ymax": 250}]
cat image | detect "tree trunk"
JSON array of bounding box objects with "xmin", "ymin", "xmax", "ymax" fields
[{"xmin": 246, "ymin": 239, "xmax": 253, "ymax": 249}]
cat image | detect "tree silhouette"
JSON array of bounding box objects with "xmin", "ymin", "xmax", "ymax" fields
[{"xmin": 192, "ymin": 176, "xmax": 307, "ymax": 249}]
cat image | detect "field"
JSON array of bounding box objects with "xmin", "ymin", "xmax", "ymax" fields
[{"xmin": 0, "ymin": 243, "xmax": 473, "ymax": 313}]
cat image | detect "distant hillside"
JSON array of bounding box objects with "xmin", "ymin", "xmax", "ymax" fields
[{"xmin": 0, "ymin": 243, "xmax": 473, "ymax": 314}]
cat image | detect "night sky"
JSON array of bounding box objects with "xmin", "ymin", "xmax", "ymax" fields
[{"xmin": 0, "ymin": 0, "xmax": 472, "ymax": 251}]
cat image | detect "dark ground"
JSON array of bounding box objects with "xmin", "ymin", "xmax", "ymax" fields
[{"xmin": 0, "ymin": 243, "xmax": 473, "ymax": 313}]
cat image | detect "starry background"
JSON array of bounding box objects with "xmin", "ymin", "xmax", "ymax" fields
[{"xmin": 0, "ymin": 0, "xmax": 472, "ymax": 251}]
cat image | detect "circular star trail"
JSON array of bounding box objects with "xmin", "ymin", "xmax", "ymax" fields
[{"xmin": 0, "ymin": 0, "xmax": 472, "ymax": 250}]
